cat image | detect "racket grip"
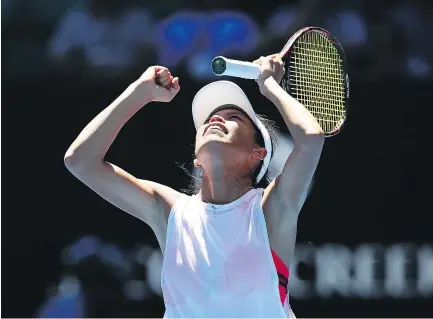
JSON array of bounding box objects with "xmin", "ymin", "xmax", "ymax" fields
[{"xmin": 211, "ymin": 56, "xmax": 260, "ymax": 80}]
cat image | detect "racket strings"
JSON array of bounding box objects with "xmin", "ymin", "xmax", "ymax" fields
[{"xmin": 286, "ymin": 31, "xmax": 346, "ymax": 134}]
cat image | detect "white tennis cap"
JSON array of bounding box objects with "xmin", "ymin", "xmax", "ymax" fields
[{"xmin": 191, "ymin": 80, "xmax": 272, "ymax": 183}]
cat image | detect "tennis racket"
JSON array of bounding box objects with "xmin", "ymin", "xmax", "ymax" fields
[{"xmin": 211, "ymin": 26, "xmax": 349, "ymax": 137}]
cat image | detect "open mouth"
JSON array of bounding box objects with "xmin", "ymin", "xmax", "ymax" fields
[{"xmin": 204, "ymin": 123, "xmax": 228, "ymax": 135}]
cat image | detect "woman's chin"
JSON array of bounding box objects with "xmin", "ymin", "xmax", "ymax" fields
[
  {"xmin": 198, "ymin": 136, "xmax": 229, "ymax": 148},
  {"xmin": 196, "ymin": 139, "xmax": 247, "ymax": 161}
]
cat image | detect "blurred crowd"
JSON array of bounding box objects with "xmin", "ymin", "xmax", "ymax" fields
[
  {"xmin": 3, "ymin": 0, "xmax": 433, "ymax": 81},
  {"xmin": 35, "ymin": 236, "xmax": 165, "ymax": 317}
]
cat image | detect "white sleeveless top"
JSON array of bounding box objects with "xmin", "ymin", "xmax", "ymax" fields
[{"xmin": 161, "ymin": 188, "xmax": 288, "ymax": 318}]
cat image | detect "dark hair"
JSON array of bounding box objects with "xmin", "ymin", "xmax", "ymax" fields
[{"xmin": 181, "ymin": 113, "xmax": 278, "ymax": 195}]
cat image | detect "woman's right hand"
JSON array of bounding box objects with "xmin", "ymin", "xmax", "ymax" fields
[{"xmin": 137, "ymin": 66, "xmax": 180, "ymax": 103}]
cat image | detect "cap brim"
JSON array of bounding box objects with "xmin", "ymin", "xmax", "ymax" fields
[
  {"xmin": 191, "ymin": 81, "xmax": 272, "ymax": 184},
  {"xmin": 192, "ymin": 81, "xmax": 260, "ymax": 129}
]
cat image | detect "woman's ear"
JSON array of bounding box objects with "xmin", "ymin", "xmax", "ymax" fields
[{"xmin": 251, "ymin": 147, "xmax": 267, "ymax": 161}]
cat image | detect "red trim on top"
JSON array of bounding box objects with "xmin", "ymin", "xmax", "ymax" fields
[{"xmin": 271, "ymin": 249, "xmax": 289, "ymax": 305}]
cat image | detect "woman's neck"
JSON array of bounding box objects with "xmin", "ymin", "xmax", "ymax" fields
[{"xmin": 199, "ymin": 173, "xmax": 253, "ymax": 205}]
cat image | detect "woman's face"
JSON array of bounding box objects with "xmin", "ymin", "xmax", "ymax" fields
[{"xmin": 194, "ymin": 108, "xmax": 262, "ymax": 166}]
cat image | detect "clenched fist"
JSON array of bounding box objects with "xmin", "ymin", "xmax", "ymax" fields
[{"xmin": 137, "ymin": 66, "xmax": 180, "ymax": 103}]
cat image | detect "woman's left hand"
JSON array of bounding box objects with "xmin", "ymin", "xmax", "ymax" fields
[{"xmin": 253, "ymin": 54, "xmax": 285, "ymax": 93}]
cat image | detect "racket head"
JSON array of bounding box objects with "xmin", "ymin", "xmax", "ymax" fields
[{"xmin": 279, "ymin": 27, "xmax": 349, "ymax": 137}]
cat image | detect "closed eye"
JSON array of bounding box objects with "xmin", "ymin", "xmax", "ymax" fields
[{"xmin": 230, "ymin": 115, "xmax": 243, "ymax": 121}]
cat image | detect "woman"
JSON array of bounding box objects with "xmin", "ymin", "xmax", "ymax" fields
[{"xmin": 64, "ymin": 54, "xmax": 324, "ymax": 318}]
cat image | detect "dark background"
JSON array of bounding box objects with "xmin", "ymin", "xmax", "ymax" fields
[{"xmin": 2, "ymin": 0, "xmax": 433, "ymax": 317}]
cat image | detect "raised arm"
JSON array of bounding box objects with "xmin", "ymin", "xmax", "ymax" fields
[
  {"xmin": 64, "ymin": 66, "xmax": 181, "ymax": 251},
  {"xmin": 256, "ymin": 55, "xmax": 325, "ymax": 266}
]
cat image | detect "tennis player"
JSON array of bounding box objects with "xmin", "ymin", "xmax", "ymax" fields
[{"xmin": 64, "ymin": 54, "xmax": 324, "ymax": 318}]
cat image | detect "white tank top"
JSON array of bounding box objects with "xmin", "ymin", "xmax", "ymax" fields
[{"xmin": 161, "ymin": 188, "xmax": 288, "ymax": 318}]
